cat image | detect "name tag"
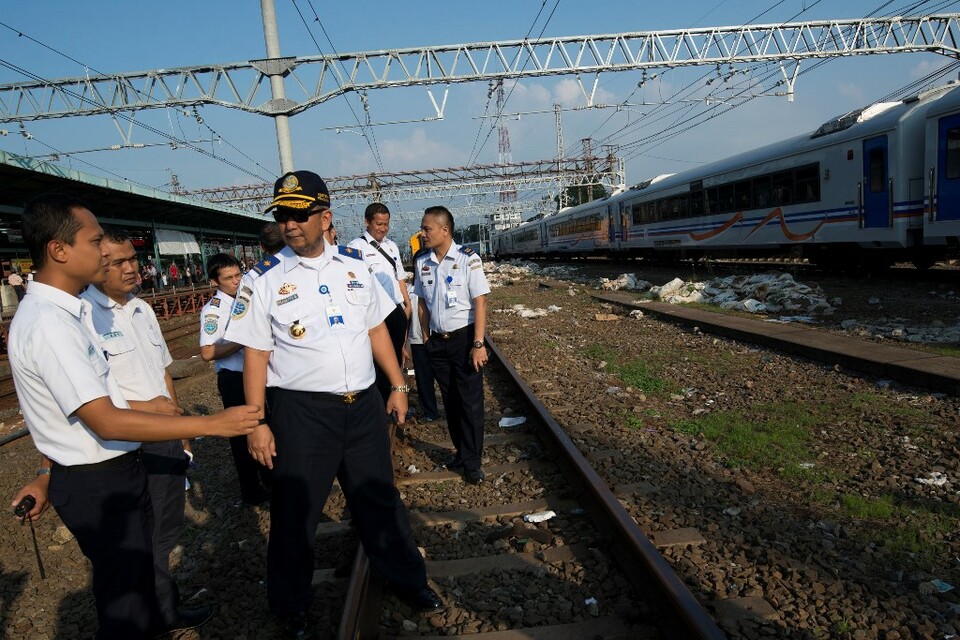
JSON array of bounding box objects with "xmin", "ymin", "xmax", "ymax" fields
[
  {"xmin": 327, "ymin": 306, "xmax": 346, "ymax": 329},
  {"xmin": 446, "ymin": 290, "xmax": 458, "ymax": 307}
]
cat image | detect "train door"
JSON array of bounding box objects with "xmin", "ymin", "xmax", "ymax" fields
[
  {"xmin": 607, "ymin": 205, "xmax": 617, "ymax": 248},
  {"xmin": 862, "ymin": 136, "xmax": 889, "ymax": 228},
  {"xmin": 936, "ymin": 114, "xmax": 960, "ymax": 222}
]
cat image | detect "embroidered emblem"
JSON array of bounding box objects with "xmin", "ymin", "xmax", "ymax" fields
[
  {"xmin": 203, "ymin": 314, "xmax": 219, "ymax": 335},
  {"xmin": 280, "ymin": 174, "xmax": 300, "ymax": 193},
  {"xmin": 241, "ymin": 286, "xmax": 253, "ymax": 296},
  {"xmin": 209, "ymin": 297, "xmax": 221, "ymax": 308},
  {"xmin": 231, "ymin": 297, "xmax": 250, "ymax": 319}
]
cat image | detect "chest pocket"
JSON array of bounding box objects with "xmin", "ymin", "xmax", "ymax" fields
[
  {"xmin": 100, "ymin": 334, "xmax": 135, "ymax": 359},
  {"xmin": 272, "ymin": 303, "xmax": 321, "ymax": 344}
]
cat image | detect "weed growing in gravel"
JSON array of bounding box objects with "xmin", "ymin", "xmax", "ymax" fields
[
  {"xmin": 581, "ymin": 343, "xmax": 676, "ymax": 395},
  {"xmin": 839, "ymin": 493, "xmax": 895, "ymax": 519},
  {"xmin": 669, "ymin": 402, "xmax": 816, "ymax": 470}
]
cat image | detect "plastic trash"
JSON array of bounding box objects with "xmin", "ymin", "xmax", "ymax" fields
[
  {"xmin": 407, "ymin": 464, "xmax": 420, "ymax": 474},
  {"xmin": 629, "ymin": 309, "xmax": 644, "ymax": 319},
  {"xmin": 498, "ymin": 416, "xmax": 527, "ymax": 428},
  {"xmin": 584, "ymin": 597, "xmax": 598, "ymax": 606},
  {"xmin": 523, "ymin": 510, "xmax": 556, "ymax": 523}
]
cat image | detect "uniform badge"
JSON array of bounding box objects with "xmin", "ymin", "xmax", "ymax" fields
[
  {"xmin": 203, "ymin": 314, "xmax": 219, "ymax": 335},
  {"xmin": 277, "ymin": 294, "xmax": 299, "ymax": 306},
  {"xmin": 278, "ymin": 283, "xmax": 297, "ymax": 295},
  {"xmin": 210, "ymin": 297, "xmax": 221, "ymax": 308},
  {"xmin": 319, "ymin": 284, "xmax": 330, "ymax": 295},
  {"xmin": 241, "ymin": 285, "xmax": 253, "ymax": 296},
  {"xmin": 232, "ymin": 297, "xmax": 250, "ymax": 319},
  {"xmin": 280, "ymin": 174, "xmax": 300, "ymax": 193},
  {"xmin": 347, "ymin": 271, "xmax": 356, "ymax": 278},
  {"xmin": 289, "ymin": 320, "xmax": 306, "ymax": 339},
  {"xmin": 452, "ymin": 264, "xmax": 460, "ymax": 270}
]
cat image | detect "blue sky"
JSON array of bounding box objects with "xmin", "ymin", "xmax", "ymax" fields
[{"xmin": 2, "ymin": 1, "xmax": 959, "ymax": 238}]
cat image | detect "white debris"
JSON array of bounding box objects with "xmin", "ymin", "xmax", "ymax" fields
[
  {"xmin": 628, "ymin": 309, "xmax": 644, "ymax": 319},
  {"xmin": 584, "ymin": 597, "xmax": 598, "ymax": 606},
  {"xmin": 523, "ymin": 510, "xmax": 556, "ymax": 523},
  {"xmin": 722, "ymin": 507, "xmax": 741, "ymax": 516},
  {"xmin": 798, "ymin": 462, "xmax": 816, "ymax": 469},
  {"xmin": 407, "ymin": 464, "xmax": 420, "ymax": 474},
  {"xmin": 498, "ymin": 416, "xmax": 527, "ymax": 428},
  {"xmin": 868, "ymin": 297, "xmax": 881, "ymax": 305},
  {"xmin": 605, "ymin": 386, "xmax": 622, "ymax": 395},
  {"xmin": 600, "ymin": 273, "xmax": 653, "ymax": 291},
  {"xmin": 915, "ymin": 471, "xmax": 949, "ymax": 486}
]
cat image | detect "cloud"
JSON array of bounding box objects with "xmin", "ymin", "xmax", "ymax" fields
[{"xmin": 552, "ymin": 78, "xmax": 615, "ymax": 107}]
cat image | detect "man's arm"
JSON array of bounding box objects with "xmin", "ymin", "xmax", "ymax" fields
[
  {"xmin": 199, "ymin": 341, "xmax": 243, "ymax": 362},
  {"xmin": 418, "ymin": 296, "xmax": 431, "ymax": 344},
  {"xmin": 399, "ymin": 279, "xmax": 412, "ymax": 319},
  {"xmin": 164, "ymin": 370, "xmax": 193, "ymax": 452},
  {"xmin": 370, "ymin": 322, "xmax": 409, "ymax": 424},
  {"xmin": 242, "ymin": 347, "xmax": 276, "ymax": 469},
  {"xmin": 74, "ymin": 397, "xmax": 258, "ymax": 441},
  {"xmin": 471, "ymin": 294, "xmax": 488, "ymax": 371}
]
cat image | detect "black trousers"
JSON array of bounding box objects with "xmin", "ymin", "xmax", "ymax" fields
[
  {"xmin": 218, "ymin": 369, "xmax": 273, "ymax": 503},
  {"xmin": 426, "ymin": 325, "xmax": 485, "ymax": 471},
  {"xmin": 374, "ymin": 304, "xmax": 409, "ymax": 403},
  {"xmin": 411, "ymin": 343, "xmax": 439, "ymax": 418},
  {"xmin": 265, "ymin": 386, "xmax": 426, "ymax": 615},
  {"xmin": 49, "ymin": 452, "xmax": 159, "ymax": 639},
  {"xmin": 141, "ymin": 440, "xmax": 188, "ymax": 624}
]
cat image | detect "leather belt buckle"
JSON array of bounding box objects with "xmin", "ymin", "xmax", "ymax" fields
[{"xmin": 343, "ymin": 392, "xmax": 357, "ymax": 404}]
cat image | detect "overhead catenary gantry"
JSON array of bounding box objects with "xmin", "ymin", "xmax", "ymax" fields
[
  {"xmin": 179, "ymin": 154, "xmax": 625, "ymax": 211},
  {"xmin": 1, "ymin": 14, "xmax": 960, "ymax": 124}
]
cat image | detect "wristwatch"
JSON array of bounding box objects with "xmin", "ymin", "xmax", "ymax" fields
[
  {"xmin": 390, "ymin": 384, "xmax": 410, "ymax": 393},
  {"xmin": 472, "ymin": 340, "xmax": 485, "ymax": 349}
]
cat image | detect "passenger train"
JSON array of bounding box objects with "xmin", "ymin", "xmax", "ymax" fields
[{"xmin": 493, "ymin": 81, "xmax": 960, "ymax": 269}]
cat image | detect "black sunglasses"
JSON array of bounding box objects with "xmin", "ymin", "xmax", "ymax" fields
[{"xmin": 273, "ymin": 207, "xmax": 325, "ymax": 224}]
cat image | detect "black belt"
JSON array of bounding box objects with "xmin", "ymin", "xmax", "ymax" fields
[
  {"xmin": 51, "ymin": 449, "xmax": 140, "ymax": 473},
  {"xmin": 309, "ymin": 387, "xmax": 372, "ymax": 405},
  {"xmin": 430, "ymin": 324, "xmax": 472, "ymax": 341}
]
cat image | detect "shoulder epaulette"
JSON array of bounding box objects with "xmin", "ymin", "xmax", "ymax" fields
[
  {"xmin": 251, "ymin": 255, "xmax": 280, "ymax": 276},
  {"xmin": 338, "ymin": 245, "xmax": 363, "ymax": 260},
  {"xmin": 413, "ymin": 247, "xmax": 430, "ymax": 260},
  {"xmin": 459, "ymin": 245, "xmax": 475, "ymax": 255}
]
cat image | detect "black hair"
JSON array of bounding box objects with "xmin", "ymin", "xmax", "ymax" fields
[
  {"xmin": 206, "ymin": 253, "xmax": 242, "ymax": 281},
  {"xmin": 364, "ymin": 202, "xmax": 390, "ymax": 222},
  {"xmin": 423, "ymin": 205, "xmax": 454, "ymax": 233},
  {"xmin": 21, "ymin": 193, "xmax": 91, "ymax": 270},
  {"xmin": 259, "ymin": 221, "xmax": 284, "ymax": 254},
  {"xmin": 101, "ymin": 226, "xmax": 132, "ymax": 245}
]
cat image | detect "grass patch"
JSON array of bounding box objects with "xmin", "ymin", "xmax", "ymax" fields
[
  {"xmin": 617, "ymin": 360, "xmax": 671, "ymax": 394},
  {"xmin": 669, "ymin": 402, "xmax": 816, "ymax": 470},
  {"xmin": 839, "ymin": 493, "xmax": 895, "ymax": 519}
]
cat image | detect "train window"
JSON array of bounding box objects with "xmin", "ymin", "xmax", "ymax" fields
[
  {"xmin": 706, "ymin": 188, "xmax": 719, "ymax": 214},
  {"xmin": 718, "ymin": 184, "xmax": 735, "ymax": 213},
  {"xmin": 795, "ymin": 164, "xmax": 820, "ymax": 202},
  {"xmin": 734, "ymin": 181, "xmax": 752, "ymax": 210},
  {"xmin": 771, "ymin": 171, "xmax": 793, "ymax": 206},
  {"xmin": 689, "ymin": 190, "xmax": 704, "ymax": 216},
  {"xmin": 869, "ymin": 148, "xmax": 886, "ymax": 193},
  {"xmin": 752, "ymin": 176, "xmax": 771, "ymax": 208},
  {"xmin": 947, "ymin": 128, "xmax": 960, "ymax": 179}
]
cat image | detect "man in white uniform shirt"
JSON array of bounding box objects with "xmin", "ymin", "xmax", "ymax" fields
[
  {"xmin": 81, "ymin": 228, "xmax": 212, "ymax": 633},
  {"xmin": 8, "ymin": 194, "xmax": 258, "ymax": 639},
  {"xmin": 414, "ymin": 206, "xmax": 491, "ymax": 484},
  {"xmin": 200, "ymin": 253, "xmax": 272, "ymax": 506},
  {"xmin": 225, "ymin": 171, "xmax": 441, "ymax": 639},
  {"xmin": 347, "ymin": 202, "xmax": 411, "ymax": 402}
]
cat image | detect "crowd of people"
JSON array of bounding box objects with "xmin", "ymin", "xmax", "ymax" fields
[{"xmin": 7, "ymin": 169, "xmax": 492, "ymax": 640}]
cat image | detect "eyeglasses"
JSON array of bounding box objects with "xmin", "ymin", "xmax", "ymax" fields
[{"xmin": 273, "ymin": 207, "xmax": 325, "ymax": 224}]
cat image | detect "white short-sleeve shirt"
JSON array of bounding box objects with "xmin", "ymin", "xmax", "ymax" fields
[
  {"xmin": 199, "ymin": 289, "xmax": 244, "ymax": 372},
  {"xmin": 81, "ymin": 286, "xmax": 172, "ymax": 402},
  {"xmin": 224, "ymin": 245, "xmax": 394, "ymax": 393},
  {"xmin": 9, "ymin": 282, "xmax": 137, "ymax": 466},
  {"xmin": 413, "ymin": 242, "xmax": 491, "ymax": 333},
  {"xmin": 347, "ymin": 232, "xmax": 407, "ymax": 306}
]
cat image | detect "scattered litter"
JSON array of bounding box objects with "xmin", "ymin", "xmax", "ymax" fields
[
  {"xmin": 584, "ymin": 597, "xmax": 598, "ymax": 606},
  {"xmin": 875, "ymin": 379, "xmax": 893, "ymax": 389},
  {"xmin": 915, "ymin": 472, "xmax": 949, "ymax": 486},
  {"xmin": 765, "ymin": 315, "xmax": 816, "ymax": 324},
  {"xmin": 523, "ymin": 510, "xmax": 556, "ymax": 523},
  {"xmin": 605, "ymin": 386, "xmax": 622, "ymax": 395},
  {"xmin": 919, "ymin": 579, "xmax": 955, "ymax": 595},
  {"xmin": 185, "ymin": 588, "xmax": 208, "ymax": 603},
  {"xmin": 547, "ymin": 305, "xmax": 562, "ymax": 313},
  {"xmin": 628, "ymin": 309, "xmax": 644, "ymax": 319},
  {"xmin": 406, "ymin": 369, "xmax": 416, "ymax": 376},
  {"xmin": 407, "ymin": 464, "xmax": 420, "ymax": 474},
  {"xmin": 798, "ymin": 462, "xmax": 816, "ymax": 469},
  {"xmin": 722, "ymin": 507, "xmax": 741, "ymax": 516},
  {"xmin": 498, "ymin": 416, "xmax": 527, "ymax": 428}
]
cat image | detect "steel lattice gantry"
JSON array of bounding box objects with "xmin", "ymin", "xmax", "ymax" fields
[
  {"xmin": 179, "ymin": 155, "xmax": 625, "ymax": 210},
  {"xmin": 1, "ymin": 14, "xmax": 960, "ymax": 122}
]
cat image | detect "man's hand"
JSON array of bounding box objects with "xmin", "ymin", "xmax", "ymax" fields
[
  {"xmin": 208, "ymin": 405, "xmax": 260, "ymax": 437},
  {"xmin": 247, "ymin": 424, "xmax": 277, "ymax": 469},
  {"xmin": 10, "ymin": 476, "xmax": 50, "ymax": 523},
  {"xmin": 138, "ymin": 396, "xmax": 184, "ymax": 416},
  {"xmin": 471, "ymin": 345, "xmax": 488, "ymax": 372},
  {"xmin": 386, "ymin": 391, "xmax": 409, "ymax": 425}
]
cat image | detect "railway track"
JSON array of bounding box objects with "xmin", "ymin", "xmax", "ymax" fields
[{"xmin": 336, "ymin": 337, "xmax": 726, "ymax": 639}]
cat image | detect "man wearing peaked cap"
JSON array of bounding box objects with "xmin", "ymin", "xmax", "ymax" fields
[{"xmin": 225, "ymin": 170, "xmax": 442, "ymax": 639}]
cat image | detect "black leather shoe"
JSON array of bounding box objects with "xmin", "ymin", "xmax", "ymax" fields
[
  {"xmin": 398, "ymin": 586, "xmax": 444, "ymax": 612},
  {"xmin": 281, "ymin": 611, "xmax": 314, "ymax": 640},
  {"xmin": 465, "ymin": 468, "xmax": 485, "ymax": 485},
  {"xmin": 443, "ymin": 455, "xmax": 464, "ymax": 470},
  {"xmin": 155, "ymin": 605, "xmax": 213, "ymax": 636}
]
